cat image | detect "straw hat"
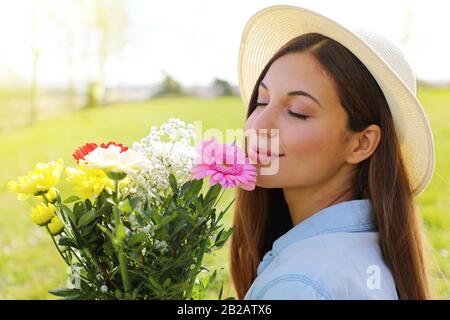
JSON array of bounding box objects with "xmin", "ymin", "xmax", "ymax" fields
[{"xmin": 237, "ymin": 5, "xmax": 435, "ymax": 196}]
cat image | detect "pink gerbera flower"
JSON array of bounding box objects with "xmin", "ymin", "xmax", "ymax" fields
[{"xmin": 191, "ymin": 137, "xmax": 257, "ymax": 191}]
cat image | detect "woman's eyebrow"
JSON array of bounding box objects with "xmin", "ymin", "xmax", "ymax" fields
[{"xmin": 259, "ymin": 81, "xmax": 323, "ymax": 108}]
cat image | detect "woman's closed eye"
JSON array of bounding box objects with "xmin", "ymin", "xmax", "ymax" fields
[{"xmin": 254, "ymin": 102, "xmax": 309, "ymax": 120}]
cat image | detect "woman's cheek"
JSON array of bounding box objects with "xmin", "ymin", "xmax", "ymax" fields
[{"xmin": 285, "ymin": 127, "xmax": 322, "ymax": 156}]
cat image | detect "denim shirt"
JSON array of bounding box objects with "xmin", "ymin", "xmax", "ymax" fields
[{"xmin": 244, "ymin": 199, "xmax": 399, "ymax": 300}]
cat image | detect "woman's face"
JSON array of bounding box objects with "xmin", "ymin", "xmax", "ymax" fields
[{"xmin": 244, "ymin": 52, "xmax": 355, "ymax": 189}]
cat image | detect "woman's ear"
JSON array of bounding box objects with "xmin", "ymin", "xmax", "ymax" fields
[{"xmin": 346, "ymin": 124, "xmax": 381, "ymax": 165}]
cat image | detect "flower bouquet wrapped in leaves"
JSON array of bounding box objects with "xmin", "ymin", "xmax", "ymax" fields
[{"xmin": 7, "ymin": 119, "xmax": 256, "ymax": 299}]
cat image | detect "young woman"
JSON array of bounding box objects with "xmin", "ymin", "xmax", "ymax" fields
[{"xmin": 230, "ymin": 5, "xmax": 435, "ymax": 300}]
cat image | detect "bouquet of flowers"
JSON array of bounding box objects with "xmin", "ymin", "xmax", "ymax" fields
[{"xmin": 7, "ymin": 119, "xmax": 256, "ymax": 300}]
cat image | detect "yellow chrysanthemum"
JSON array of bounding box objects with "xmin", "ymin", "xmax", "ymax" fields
[
  {"xmin": 48, "ymin": 215, "xmax": 64, "ymax": 235},
  {"xmin": 38, "ymin": 187, "xmax": 58, "ymax": 203},
  {"xmin": 7, "ymin": 159, "xmax": 64, "ymax": 201},
  {"xmin": 65, "ymin": 163, "xmax": 114, "ymax": 199},
  {"xmin": 30, "ymin": 203, "xmax": 56, "ymax": 226}
]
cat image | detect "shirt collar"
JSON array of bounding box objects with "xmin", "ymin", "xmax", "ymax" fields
[{"xmin": 273, "ymin": 198, "xmax": 376, "ymax": 255}]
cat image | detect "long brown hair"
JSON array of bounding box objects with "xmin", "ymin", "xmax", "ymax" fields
[{"xmin": 230, "ymin": 33, "xmax": 432, "ymax": 299}]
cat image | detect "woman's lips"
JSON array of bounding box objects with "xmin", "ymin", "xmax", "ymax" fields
[{"xmin": 248, "ymin": 148, "xmax": 284, "ymax": 164}]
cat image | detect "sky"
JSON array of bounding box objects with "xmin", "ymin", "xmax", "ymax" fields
[{"xmin": 0, "ymin": 0, "xmax": 449, "ymax": 89}]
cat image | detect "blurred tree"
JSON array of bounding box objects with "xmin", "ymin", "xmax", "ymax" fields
[
  {"xmin": 65, "ymin": 0, "xmax": 85, "ymax": 111},
  {"xmin": 29, "ymin": 0, "xmax": 86, "ymax": 125},
  {"xmin": 85, "ymin": 81, "xmax": 104, "ymax": 109},
  {"xmin": 152, "ymin": 72, "xmax": 187, "ymax": 97},
  {"xmin": 212, "ymin": 78, "xmax": 235, "ymax": 96},
  {"xmin": 46, "ymin": 0, "xmax": 84, "ymax": 111},
  {"xmin": 30, "ymin": 0, "xmax": 43, "ymax": 126},
  {"xmin": 81, "ymin": 0, "xmax": 128, "ymax": 107}
]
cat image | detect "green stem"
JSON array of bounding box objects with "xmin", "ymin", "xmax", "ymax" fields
[
  {"xmin": 68, "ymin": 247, "xmax": 90, "ymax": 273},
  {"xmin": 113, "ymin": 179, "xmax": 131, "ymax": 297},
  {"xmin": 114, "ymin": 179, "xmax": 120, "ymax": 204},
  {"xmin": 118, "ymin": 248, "xmax": 130, "ymax": 296},
  {"xmin": 213, "ymin": 188, "xmax": 225, "ymax": 208},
  {"xmin": 185, "ymin": 239, "xmax": 208, "ymax": 300},
  {"xmin": 45, "ymin": 226, "xmax": 70, "ymax": 266}
]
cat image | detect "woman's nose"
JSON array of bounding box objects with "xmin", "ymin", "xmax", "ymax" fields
[
  {"xmin": 246, "ymin": 104, "xmax": 280, "ymax": 156},
  {"xmin": 253, "ymin": 107, "xmax": 279, "ymax": 139}
]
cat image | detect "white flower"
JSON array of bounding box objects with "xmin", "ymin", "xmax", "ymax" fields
[
  {"xmin": 140, "ymin": 222, "xmax": 155, "ymax": 237},
  {"xmin": 128, "ymin": 119, "xmax": 198, "ymax": 202},
  {"xmin": 155, "ymin": 240, "xmax": 169, "ymax": 254},
  {"xmin": 100, "ymin": 285, "xmax": 108, "ymax": 293},
  {"xmin": 129, "ymin": 214, "xmax": 138, "ymax": 226},
  {"xmin": 66, "ymin": 264, "xmax": 81, "ymax": 289},
  {"xmin": 83, "ymin": 145, "xmax": 150, "ymax": 175}
]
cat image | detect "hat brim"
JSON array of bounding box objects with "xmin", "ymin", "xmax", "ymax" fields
[{"xmin": 237, "ymin": 5, "xmax": 435, "ymax": 196}]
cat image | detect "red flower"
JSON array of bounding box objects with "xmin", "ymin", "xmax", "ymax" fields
[
  {"xmin": 73, "ymin": 141, "xmax": 129, "ymax": 163},
  {"xmin": 100, "ymin": 141, "xmax": 128, "ymax": 153},
  {"xmin": 73, "ymin": 143, "xmax": 98, "ymax": 163}
]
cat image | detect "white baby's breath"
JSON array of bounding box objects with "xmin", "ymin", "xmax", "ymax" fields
[
  {"xmin": 155, "ymin": 239, "xmax": 169, "ymax": 254},
  {"xmin": 125, "ymin": 118, "xmax": 198, "ymax": 203}
]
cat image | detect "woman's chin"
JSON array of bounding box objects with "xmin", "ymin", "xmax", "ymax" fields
[
  {"xmin": 255, "ymin": 172, "xmax": 281, "ymax": 188},
  {"xmin": 252, "ymin": 158, "xmax": 284, "ymax": 188}
]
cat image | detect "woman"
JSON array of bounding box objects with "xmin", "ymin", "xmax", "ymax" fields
[{"xmin": 230, "ymin": 5, "xmax": 435, "ymax": 300}]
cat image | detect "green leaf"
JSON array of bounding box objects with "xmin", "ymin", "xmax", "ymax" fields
[
  {"xmin": 163, "ymin": 278, "xmax": 172, "ymax": 288},
  {"xmin": 82, "ymin": 223, "xmax": 100, "ymax": 239},
  {"xmin": 169, "ymin": 173, "xmax": 177, "ymax": 193},
  {"xmin": 128, "ymin": 232, "xmax": 147, "ymax": 246},
  {"xmin": 48, "ymin": 288, "xmax": 82, "ymax": 298},
  {"xmin": 192, "ymin": 198, "xmax": 204, "ymax": 215},
  {"xmin": 73, "ymin": 201, "xmax": 86, "ymax": 219},
  {"xmin": 153, "ymin": 213, "xmax": 177, "ymax": 230},
  {"xmin": 190, "ymin": 179, "xmax": 203, "ymax": 196},
  {"xmin": 218, "ymin": 198, "xmax": 235, "ymax": 221},
  {"xmin": 97, "ymin": 223, "xmax": 113, "ymax": 239},
  {"xmin": 58, "ymin": 236, "xmax": 79, "ymax": 249},
  {"xmin": 210, "ymin": 269, "xmax": 217, "ymax": 283},
  {"xmin": 97, "ymin": 203, "xmax": 112, "ymax": 216},
  {"xmin": 205, "ymin": 184, "xmax": 221, "ymax": 205},
  {"xmin": 63, "ymin": 195, "xmax": 81, "ymax": 204},
  {"xmin": 60, "ymin": 203, "xmax": 78, "ymax": 225},
  {"xmin": 147, "ymin": 274, "xmax": 165, "ymax": 296},
  {"xmin": 215, "ymin": 227, "xmax": 234, "ymax": 247},
  {"xmin": 218, "ymin": 281, "xmax": 224, "ymax": 300},
  {"xmin": 77, "ymin": 209, "xmax": 100, "ymax": 228},
  {"xmin": 175, "ymin": 207, "xmax": 189, "ymax": 216},
  {"xmin": 180, "ymin": 180, "xmax": 192, "ymax": 197},
  {"xmin": 214, "ymin": 229, "xmax": 224, "ymax": 246},
  {"xmin": 172, "ymin": 220, "xmax": 188, "ymax": 236},
  {"xmin": 106, "ymin": 197, "xmax": 116, "ymax": 206},
  {"xmin": 85, "ymin": 199, "xmax": 92, "ymax": 211},
  {"xmin": 118, "ymin": 199, "xmax": 132, "ymax": 214},
  {"xmin": 128, "ymin": 197, "xmax": 140, "ymax": 211}
]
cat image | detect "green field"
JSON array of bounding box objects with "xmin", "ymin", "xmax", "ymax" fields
[{"xmin": 0, "ymin": 90, "xmax": 449, "ymax": 299}]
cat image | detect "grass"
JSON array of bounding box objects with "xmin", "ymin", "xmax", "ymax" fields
[{"xmin": 0, "ymin": 90, "xmax": 448, "ymax": 299}]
